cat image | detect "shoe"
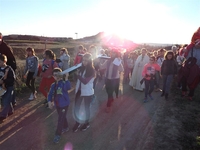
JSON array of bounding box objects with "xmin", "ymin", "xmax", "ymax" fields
[
  {"xmin": 61, "ymin": 127, "xmax": 69, "ymax": 134},
  {"xmin": 45, "ymin": 104, "xmax": 49, "ymax": 108},
  {"xmin": 143, "ymin": 98, "xmax": 148, "ymax": 103},
  {"xmin": 0, "ymin": 116, "xmax": 6, "ymax": 121},
  {"xmin": 106, "ymin": 107, "xmax": 111, "ymax": 113},
  {"xmin": 80, "ymin": 123, "xmax": 90, "ymax": 131},
  {"xmin": 155, "ymin": 88, "xmax": 162, "ymax": 92},
  {"xmin": 43, "ymin": 99, "xmax": 47, "ymax": 104},
  {"xmin": 187, "ymin": 96, "xmax": 193, "ymax": 101},
  {"xmin": 181, "ymin": 91, "xmax": 187, "ymax": 97},
  {"xmin": 8, "ymin": 112, "xmax": 14, "ymax": 116},
  {"xmin": 148, "ymin": 94, "xmax": 154, "ymax": 100},
  {"xmin": 34, "ymin": 91, "xmax": 37, "ymax": 99},
  {"xmin": 12, "ymin": 102, "xmax": 17, "ymax": 108},
  {"xmin": 28, "ymin": 93, "xmax": 34, "ymax": 100},
  {"xmin": 53, "ymin": 135, "xmax": 61, "ymax": 144},
  {"xmin": 72, "ymin": 122, "xmax": 81, "ymax": 132},
  {"xmin": 161, "ymin": 91, "xmax": 165, "ymax": 97},
  {"xmin": 165, "ymin": 93, "xmax": 168, "ymax": 100}
]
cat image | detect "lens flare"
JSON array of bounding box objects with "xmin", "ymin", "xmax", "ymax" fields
[{"xmin": 64, "ymin": 142, "xmax": 73, "ymax": 150}]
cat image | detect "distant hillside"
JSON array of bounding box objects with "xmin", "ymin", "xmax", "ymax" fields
[{"xmin": 3, "ymin": 32, "xmax": 177, "ymax": 59}]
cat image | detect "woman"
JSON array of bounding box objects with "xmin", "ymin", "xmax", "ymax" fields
[
  {"xmin": 100, "ymin": 49, "xmax": 124, "ymax": 113},
  {"xmin": 129, "ymin": 48, "xmax": 149, "ymax": 91},
  {"xmin": 72, "ymin": 53, "xmax": 95, "ymax": 132}
]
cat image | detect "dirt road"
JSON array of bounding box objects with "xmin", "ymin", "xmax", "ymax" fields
[{"xmin": 0, "ymin": 76, "xmax": 198, "ymax": 150}]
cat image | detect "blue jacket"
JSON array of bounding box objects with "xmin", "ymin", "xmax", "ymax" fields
[{"xmin": 47, "ymin": 80, "xmax": 71, "ymax": 108}]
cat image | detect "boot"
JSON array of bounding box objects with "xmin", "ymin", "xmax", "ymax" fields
[
  {"xmin": 181, "ymin": 91, "xmax": 186, "ymax": 97},
  {"xmin": 161, "ymin": 91, "xmax": 165, "ymax": 97},
  {"xmin": 165, "ymin": 93, "xmax": 168, "ymax": 100}
]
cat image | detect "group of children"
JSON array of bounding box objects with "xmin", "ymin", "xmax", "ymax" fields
[
  {"xmin": 23, "ymin": 47, "xmax": 94, "ymax": 144},
  {"xmin": 1, "ymin": 33, "xmax": 200, "ymax": 144}
]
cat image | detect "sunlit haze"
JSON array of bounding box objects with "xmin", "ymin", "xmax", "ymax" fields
[{"xmin": 0, "ymin": 0, "xmax": 199, "ymax": 44}]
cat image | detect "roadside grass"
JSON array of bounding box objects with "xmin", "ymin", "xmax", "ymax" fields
[{"xmin": 171, "ymin": 82, "xmax": 200, "ymax": 150}]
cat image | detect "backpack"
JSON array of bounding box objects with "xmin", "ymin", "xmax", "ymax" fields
[{"xmin": 41, "ymin": 59, "xmax": 55, "ymax": 72}]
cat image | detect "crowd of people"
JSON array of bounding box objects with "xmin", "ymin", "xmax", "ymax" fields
[{"xmin": 0, "ymin": 27, "xmax": 200, "ymax": 143}]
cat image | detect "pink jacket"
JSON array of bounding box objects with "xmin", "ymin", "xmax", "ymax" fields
[{"xmin": 142, "ymin": 63, "xmax": 161, "ymax": 80}]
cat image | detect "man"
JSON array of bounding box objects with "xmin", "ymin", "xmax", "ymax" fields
[
  {"xmin": 0, "ymin": 33, "xmax": 17, "ymax": 71},
  {"xmin": 0, "ymin": 33, "xmax": 17, "ymax": 107}
]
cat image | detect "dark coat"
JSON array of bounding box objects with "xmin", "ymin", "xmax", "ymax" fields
[
  {"xmin": 161, "ymin": 59, "xmax": 178, "ymax": 76},
  {"xmin": 0, "ymin": 40, "xmax": 17, "ymax": 71}
]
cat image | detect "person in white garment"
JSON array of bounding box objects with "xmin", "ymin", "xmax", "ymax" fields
[{"xmin": 129, "ymin": 48, "xmax": 149, "ymax": 91}]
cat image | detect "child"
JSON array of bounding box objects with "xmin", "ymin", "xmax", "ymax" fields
[
  {"xmin": 155, "ymin": 49, "xmax": 166, "ymax": 92},
  {"xmin": 72, "ymin": 53, "xmax": 95, "ymax": 132},
  {"xmin": 124, "ymin": 52, "xmax": 135, "ymax": 82},
  {"xmin": 142, "ymin": 56, "xmax": 160, "ymax": 103},
  {"xmin": 47, "ymin": 68, "xmax": 71, "ymax": 143},
  {"xmin": 39, "ymin": 49, "xmax": 58, "ymax": 104},
  {"xmin": 58, "ymin": 48, "xmax": 70, "ymax": 71},
  {"xmin": 0, "ymin": 54, "xmax": 16, "ymax": 121},
  {"xmin": 161, "ymin": 51, "xmax": 178, "ymax": 100},
  {"xmin": 74, "ymin": 45, "xmax": 85, "ymax": 65},
  {"xmin": 24, "ymin": 47, "xmax": 39, "ymax": 100}
]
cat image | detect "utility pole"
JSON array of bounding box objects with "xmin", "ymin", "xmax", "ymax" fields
[{"xmin": 75, "ymin": 33, "xmax": 78, "ymax": 39}]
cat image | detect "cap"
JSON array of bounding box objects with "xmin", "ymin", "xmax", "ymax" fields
[{"xmin": 171, "ymin": 45, "xmax": 177, "ymax": 50}]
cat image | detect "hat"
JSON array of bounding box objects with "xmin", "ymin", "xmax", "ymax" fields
[
  {"xmin": 100, "ymin": 49, "xmax": 105, "ymax": 53},
  {"xmin": 171, "ymin": 45, "xmax": 177, "ymax": 50}
]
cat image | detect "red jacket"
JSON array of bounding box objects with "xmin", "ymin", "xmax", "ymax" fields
[{"xmin": 74, "ymin": 52, "xmax": 84, "ymax": 65}]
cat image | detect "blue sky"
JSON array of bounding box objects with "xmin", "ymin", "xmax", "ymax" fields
[{"xmin": 0, "ymin": 0, "xmax": 200, "ymax": 44}]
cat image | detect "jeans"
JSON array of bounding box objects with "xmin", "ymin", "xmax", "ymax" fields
[
  {"xmin": 162, "ymin": 74, "xmax": 173, "ymax": 94},
  {"xmin": 1, "ymin": 86, "xmax": 14, "ymax": 118},
  {"xmin": 74, "ymin": 91, "xmax": 92, "ymax": 123},
  {"xmin": 55, "ymin": 106, "xmax": 69, "ymax": 136},
  {"xmin": 105, "ymin": 78, "xmax": 119, "ymax": 107},
  {"xmin": 26, "ymin": 71, "xmax": 36, "ymax": 93},
  {"xmin": 144, "ymin": 79, "xmax": 155, "ymax": 98}
]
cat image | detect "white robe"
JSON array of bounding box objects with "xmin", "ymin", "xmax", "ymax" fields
[{"xmin": 129, "ymin": 54, "xmax": 149, "ymax": 91}]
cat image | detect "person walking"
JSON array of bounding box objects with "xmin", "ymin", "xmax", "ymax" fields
[
  {"xmin": 72, "ymin": 53, "xmax": 95, "ymax": 132},
  {"xmin": 24, "ymin": 47, "xmax": 39, "ymax": 100},
  {"xmin": 0, "ymin": 32, "xmax": 17, "ymax": 107},
  {"xmin": 142, "ymin": 56, "xmax": 160, "ymax": 103},
  {"xmin": 58, "ymin": 48, "xmax": 70, "ymax": 71},
  {"xmin": 129, "ymin": 48, "xmax": 149, "ymax": 91},
  {"xmin": 100, "ymin": 49, "xmax": 124, "ymax": 113},
  {"xmin": 161, "ymin": 51, "xmax": 178, "ymax": 100},
  {"xmin": 0, "ymin": 54, "xmax": 16, "ymax": 121},
  {"xmin": 39, "ymin": 49, "xmax": 58, "ymax": 104},
  {"xmin": 47, "ymin": 68, "xmax": 71, "ymax": 143}
]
